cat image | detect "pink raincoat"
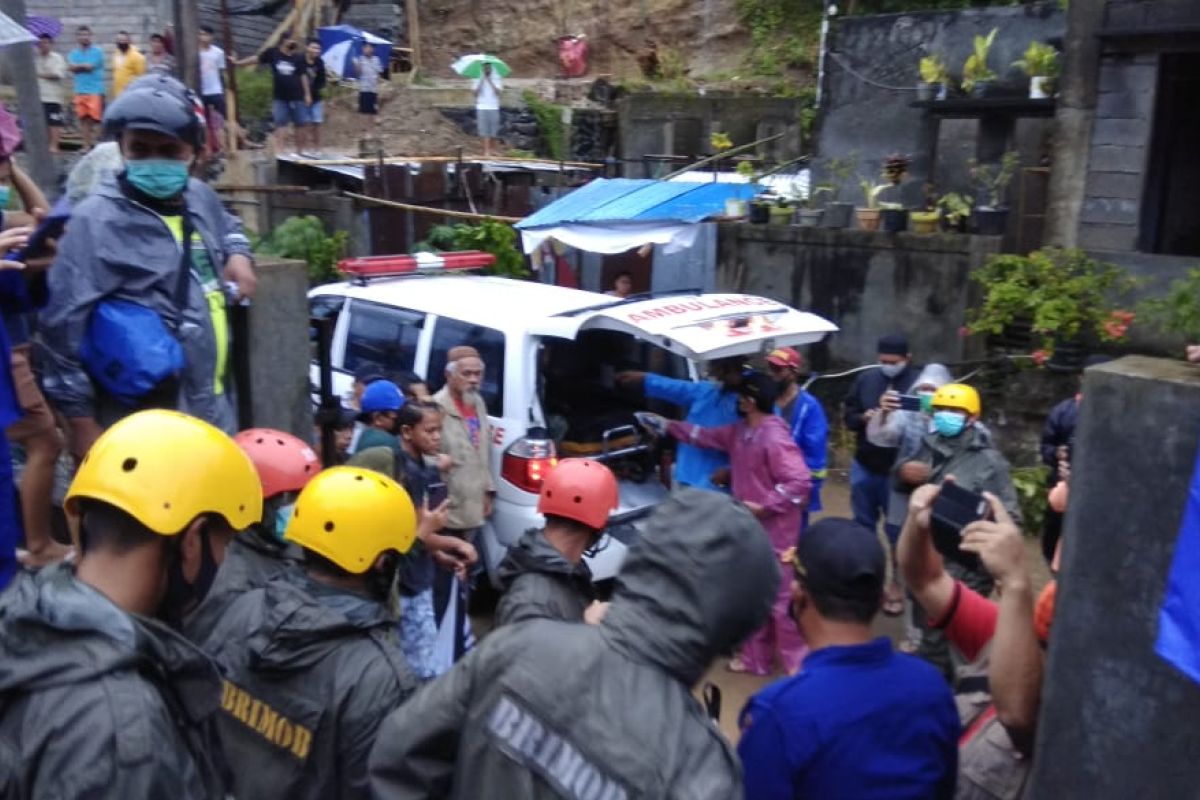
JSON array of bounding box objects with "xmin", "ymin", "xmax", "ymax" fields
[{"xmin": 669, "ymin": 415, "xmax": 812, "ymax": 675}]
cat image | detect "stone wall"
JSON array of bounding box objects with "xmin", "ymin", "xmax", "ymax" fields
[
  {"xmin": 245, "ymin": 257, "xmax": 313, "ymax": 438},
  {"xmin": 616, "ymin": 93, "xmax": 803, "ymax": 173},
  {"xmin": 1077, "ymin": 53, "xmax": 1158, "ymax": 252},
  {"xmin": 716, "ymin": 224, "xmax": 997, "ymax": 370}
]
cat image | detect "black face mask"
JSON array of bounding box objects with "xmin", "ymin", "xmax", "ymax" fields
[
  {"xmin": 117, "ymin": 42, "xmax": 130, "ymax": 52},
  {"xmin": 159, "ymin": 524, "xmax": 220, "ymax": 629}
]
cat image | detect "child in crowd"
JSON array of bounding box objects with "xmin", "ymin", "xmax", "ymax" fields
[{"xmin": 355, "ymin": 41, "xmax": 383, "ymax": 127}]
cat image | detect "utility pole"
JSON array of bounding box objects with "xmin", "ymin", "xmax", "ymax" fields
[
  {"xmin": 174, "ymin": 0, "xmax": 199, "ymax": 90},
  {"xmin": 406, "ymin": 0, "xmax": 421, "ymax": 78},
  {"xmin": 0, "ymin": 0, "xmax": 55, "ymax": 192},
  {"xmin": 220, "ymin": 0, "xmax": 240, "ymax": 153},
  {"xmin": 1042, "ymin": 0, "xmax": 1105, "ymax": 248}
]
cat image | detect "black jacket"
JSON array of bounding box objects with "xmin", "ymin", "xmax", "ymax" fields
[
  {"xmin": 184, "ymin": 525, "xmax": 300, "ymax": 644},
  {"xmin": 1040, "ymin": 396, "xmax": 1078, "ymax": 471},
  {"xmin": 368, "ymin": 489, "xmax": 779, "ymax": 799},
  {"xmin": 200, "ymin": 570, "xmax": 417, "ymax": 800},
  {"xmin": 844, "ymin": 363, "xmax": 922, "ymax": 474},
  {"xmin": 494, "ymin": 528, "xmax": 595, "ymax": 628},
  {"xmin": 0, "ymin": 565, "xmax": 226, "ymax": 799}
]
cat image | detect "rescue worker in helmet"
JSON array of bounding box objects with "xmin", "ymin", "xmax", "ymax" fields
[
  {"xmin": 494, "ymin": 457, "xmax": 618, "ymax": 628},
  {"xmin": 0, "ymin": 410, "xmax": 262, "ymax": 798},
  {"xmin": 200, "ymin": 466, "xmax": 420, "ymax": 800},
  {"xmin": 184, "ymin": 427, "xmax": 319, "ymax": 643},
  {"xmin": 369, "ymin": 489, "xmax": 779, "ymax": 798},
  {"xmin": 38, "ymin": 73, "xmax": 256, "ymax": 460}
]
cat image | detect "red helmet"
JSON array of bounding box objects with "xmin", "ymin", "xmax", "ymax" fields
[
  {"xmin": 234, "ymin": 428, "xmax": 320, "ymax": 500},
  {"xmin": 537, "ymin": 458, "xmax": 619, "ymax": 531}
]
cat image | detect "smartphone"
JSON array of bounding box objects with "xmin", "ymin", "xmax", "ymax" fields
[
  {"xmin": 897, "ymin": 394, "xmax": 923, "ymax": 412},
  {"xmin": 930, "ymin": 482, "xmax": 991, "ymax": 566},
  {"xmin": 426, "ymin": 481, "xmax": 448, "ymax": 509},
  {"xmin": 12, "ymin": 197, "xmax": 71, "ymax": 262}
]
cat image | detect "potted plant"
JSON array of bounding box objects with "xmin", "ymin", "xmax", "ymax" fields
[
  {"xmin": 1014, "ymin": 40, "xmax": 1059, "ymax": 99},
  {"xmin": 797, "ymin": 185, "xmax": 831, "ymax": 227},
  {"xmin": 917, "ymin": 54, "xmax": 949, "ymax": 101},
  {"xmin": 966, "ymin": 247, "xmax": 1136, "ymax": 367},
  {"xmin": 768, "ymin": 195, "xmax": 794, "ymax": 225},
  {"xmin": 856, "ymin": 177, "xmax": 888, "ymax": 231},
  {"xmin": 909, "ymin": 208, "xmax": 940, "ymax": 234},
  {"xmin": 961, "ymin": 28, "xmax": 998, "ymax": 98},
  {"xmin": 880, "ymin": 202, "xmax": 908, "ymax": 233},
  {"xmin": 822, "ymin": 154, "xmax": 857, "ymax": 229},
  {"xmin": 969, "ymin": 151, "xmax": 1020, "ymax": 235},
  {"xmin": 937, "ymin": 192, "xmax": 973, "ymax": 232}
]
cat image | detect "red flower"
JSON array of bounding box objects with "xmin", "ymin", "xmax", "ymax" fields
[
  {"xmin": 1110, "ymin": 310, "xmax": 1135, "ymax": 324},
  {"xmin": 1031, "ymin": 349, "xmax": 1048, "ymax": 366},
  {"xmin": 1103, "ymin": 320, "xmax": 1130, "ymax": 340},
  {"xmin": 958, "ymin": 326, "xmax": 970, "ymax": 338}
]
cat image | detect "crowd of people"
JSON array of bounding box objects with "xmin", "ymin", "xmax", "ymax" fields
[{"xmin": 0, "ymin": 54, "xmax": 1094, "ymax": 799}]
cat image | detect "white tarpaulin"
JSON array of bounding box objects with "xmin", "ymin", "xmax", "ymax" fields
[
  {"xmin": 519, "ymin": 221, "xmax": 701, "ymax": 256},
  {"xmin": 0, "ymin": 12, "xmax": 34, "ymax": 47}
]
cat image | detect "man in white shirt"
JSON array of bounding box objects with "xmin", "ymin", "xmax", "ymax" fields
[
  {"xmin": 198, "ymin": 26, "xmax": 227, "ymax": 150},
  {"xmin": 35, "ymin": 34, "xmax": 67, "ymax": 153},
  {"xmin": 473, "ymin": 62, "xmax": 502, "ymax": 157}
]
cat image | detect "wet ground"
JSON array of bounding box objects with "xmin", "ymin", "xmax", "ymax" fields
[{"xmin": 470, "ymin": 470, "xmax": 1053, "ymax": 744}]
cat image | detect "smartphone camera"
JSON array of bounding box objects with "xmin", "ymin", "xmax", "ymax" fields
[{"xmin": 930, "ymin": 483, "xmax": 990, "ymax": 567}]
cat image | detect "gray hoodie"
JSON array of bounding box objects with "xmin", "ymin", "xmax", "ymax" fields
[
  {"xmin": 37, "ymin": 173, "xmax": 252, "ymax": 431},
  {"xmin": 368, "ymin": 488, "xmax": 780, "ymax": 799},
  {"xmin": 0, "ymin": 564, "xmax": 227, "ymax": 799}
]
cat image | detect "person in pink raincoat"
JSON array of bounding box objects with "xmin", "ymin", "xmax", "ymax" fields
[{"xmin": 661, "ymin": 371, "xmax": 812, "ymax": 676}]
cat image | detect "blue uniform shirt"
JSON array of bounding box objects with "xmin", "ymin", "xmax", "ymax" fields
[
  {"xmin": 738, "ymin": 637, "xmax": 959, "ymax": 800},
  {"xmin": 643, "ymin": 374, "xmax": 737, "ymax": 492},
  {"xmin": 786, "ymin": 390, "xmax": 828, "ymax": 513}
]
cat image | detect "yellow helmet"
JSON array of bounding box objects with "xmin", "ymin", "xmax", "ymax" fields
[
  {"xmin": 65, "ymin": 410, "xmax": 263, "ymax": 535},
  {"xmin": 284, "ymin": 466, "xmax": 417, "ymax": 574},
  {"xmin": 932, "ymin": 383, "xmax": 981, "ymax": 416}
]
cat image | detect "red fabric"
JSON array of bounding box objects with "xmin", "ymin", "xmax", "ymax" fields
[
  {"xmin": 557, "ymin": 36, "xmax": 588, "ymax": 78},
  {"xmin": 932, "ymin": 580, "xmax": 998, "ymax": 663},
  {"xmin": 961, "ymin": 705, "xmax": 997, "ymax": 746},
  {"xmin": 454, "ymin": 396, "xmax": 481, "ymax": 448}
]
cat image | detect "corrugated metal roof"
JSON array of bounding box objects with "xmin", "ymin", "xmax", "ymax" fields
[{"xmin": 516, "ymin": 178, "xmax": 760, "ymax": 229}]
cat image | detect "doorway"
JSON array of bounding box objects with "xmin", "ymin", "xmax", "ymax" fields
[{"xmin": 1142, "ymin": 53, "xmax": 1200, "ymax": 256}]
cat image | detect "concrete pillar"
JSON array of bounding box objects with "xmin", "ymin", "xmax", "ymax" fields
[
  {"xmin": 0, "ymin": 0, "xmax": 56, "ymax": 192},
  {"xmin": 245, "ymin": 257, "xmax": 312, "ymax": 438},
  {"xmin": 1032, "ymin": 356, "xmax": 1200, "ymax": 794},
  {"xmin": 1042, "ymin": 0, "xmax": 1105, "ymax": 248}
]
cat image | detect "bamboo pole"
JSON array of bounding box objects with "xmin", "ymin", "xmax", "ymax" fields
[
  {"xmin": 660, "ymin": 132, "xmax": 785, "ymax": 180},
  {"xmin": 293, "ymin": 154, "xmax": 603, "ymax": 169},
  {"xmin": 344, "ymin": 191, "xmax": 522, "ymax": 223},
  {"xmin": 406, "ymin": 0, "xmax": 421, "ymax": 77}
]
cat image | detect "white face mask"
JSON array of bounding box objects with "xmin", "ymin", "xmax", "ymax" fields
[{"xmin": 879, "ymin": 361, "xmax": 906, "ymax": 378}]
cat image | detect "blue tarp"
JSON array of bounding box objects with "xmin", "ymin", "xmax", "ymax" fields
[
  {"xmin": 516, "ymin": 178, "xmax": 760, "ymax": 229},
  {"xmin": 1157, "ymin": 437, "xmax": 1200, "ymax": 684}
]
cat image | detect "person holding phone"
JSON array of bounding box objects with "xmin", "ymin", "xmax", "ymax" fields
[
  {"xmin": 895, "ymin": 383, "xmax": 1021, "ymax": 678},
  {"xmin": 494, "ymin": 458, "xmax": 618, "ymax": 629}
]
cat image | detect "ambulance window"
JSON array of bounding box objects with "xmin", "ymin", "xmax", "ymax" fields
[
  {"xmin": 428, "ymin": 316, "xmax": 506, "ymax": 416},
  {"xmin": 343, "ymin": 301, "xmax": 424, "ymax": 378}
]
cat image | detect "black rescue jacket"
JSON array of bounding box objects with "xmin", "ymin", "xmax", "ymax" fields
[
  {"xmin": 200, "ymin": 569, "xmax": 417, "ymax": 800},
  {"xmin": 368, "ymin": 488, "xmax": 780, "ymax": 799},
  {"xmin": 185, "ymin": 524, "xmax": 301, "ymax": 644},
  {"xmin": 494, "ymin": 527, "xmax": 595, "ymax": 628},
  {"xmin": 0, "ymin": 564, "xmax": 227, "ymax": 799}
]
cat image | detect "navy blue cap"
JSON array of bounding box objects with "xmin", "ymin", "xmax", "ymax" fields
[
  {"xmin": 877, "ymin": 333, "xmax": 910, "ymax": 356},
  {"xmin": 795, "ymin": 518, "xmax": 886, "ymax": 600}
]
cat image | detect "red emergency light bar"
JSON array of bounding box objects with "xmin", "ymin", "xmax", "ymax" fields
[{"xmin": 338, "ymin": 250, "xmax": 496, "ymax": 281}]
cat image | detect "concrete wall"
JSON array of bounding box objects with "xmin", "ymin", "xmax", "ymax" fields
[
  {"xmin": 1077, "ymin": 53, "xmax": 1158, "ymax": 252},
  {"xmin": 616, "ymin": 93, "xmax": 803, "ymax": 172},
  {"xmin": 246, "ymin": 257, "xmax": 312, "ymax": 438},
  {"xmin": 27, "ymin": 0, "xmax": 172, "ymax": 70},
  {"xmin": 1033, "ymin": 356, "xmax": 1200, "ymax": 794},
  {"xmin": 716, "ymin": 224, "xmax": 997, "ymax": 369},
  {"xmin": 816, "ymin": 4, "xmax": 1064, "ymax": 204}
]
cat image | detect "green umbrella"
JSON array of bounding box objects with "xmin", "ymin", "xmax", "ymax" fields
[{"xmin": 451, "ymin": 53, "xmax": 511, "ymax": 79}]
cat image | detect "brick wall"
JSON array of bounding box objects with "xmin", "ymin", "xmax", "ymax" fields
[{"xmin": 1077, "ymin": 53, "xmax": 1158, "ymax": 252}]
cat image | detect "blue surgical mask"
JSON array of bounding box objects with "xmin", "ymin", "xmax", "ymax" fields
[
  {"xmin": 274, "ymin": 502, "xmax": 296, "ymax": 541},
  {"xmin": 126, "ymin": 158, "xmax": 190, "ymax": 199},
  {"xmin": 933, "ymin": 410, "xmax": 968, "ymax": 438},
  {"xmin": 0, "ymin": 185, "xmax": 11, "ymax": 209},
  {"xmin": 880, "ymin": 361, "xmax": 905, "ymax": 378}
]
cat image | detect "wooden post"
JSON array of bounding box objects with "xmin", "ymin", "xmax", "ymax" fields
[
  {"xmin": 174, "ymin": 0, "xmax": 199, "ymax": 89},
  {"xmin": 406, "ymin": 0, "xmax": 421, "ymax": 77},
  {"xmin": 0, "ymin": 0, "xmax": 54, "ymax": 191},
  {"xmin": 220, "ymin": 0, "xmax": 240, "ymax": 153}
]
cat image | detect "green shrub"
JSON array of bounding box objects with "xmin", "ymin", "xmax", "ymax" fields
[
  {"xmin": 235, "ymin": 66, "xmax": 273, "ymax": 124},
  {"xmin": 521, "ymin": 90, "xmax": 567, "ymax": 162},
  {"xmin": 418, "ymin": 219, "xmax": 528, "ymax": 279},
  {"xmin": 1011, "ymin": 465, "xmax": 1051, "ymax": 536},
  {"xmin": 257, "ymin": 215, "xmax": 347, "ymax": 286}
]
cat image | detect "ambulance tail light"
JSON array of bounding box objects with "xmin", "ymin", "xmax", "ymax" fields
[{"xmin": 502, "ymin": 428, "xmax": 558, "ymax": 494}]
